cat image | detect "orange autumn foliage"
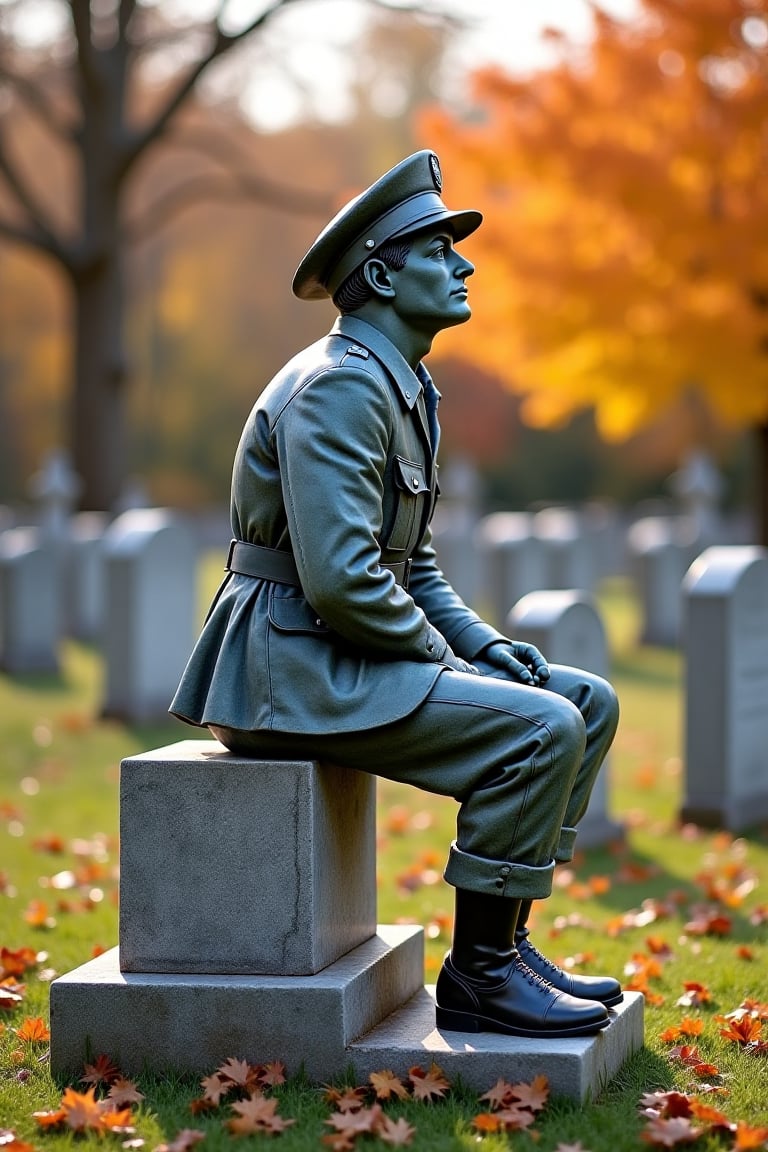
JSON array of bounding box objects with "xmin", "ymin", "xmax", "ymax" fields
[{"xmin": 422, "ymin": 0, "xmax": 768, "ymax": 444}]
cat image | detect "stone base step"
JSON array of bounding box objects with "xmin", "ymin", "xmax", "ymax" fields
[
  {"xmin": 50, "ymin": 925, "xmax": 424, "ymax": 1082},
  {"xmin": 50, "ymin": 926, "xmax": 643, "ymax": 1101},
  {"xmin": 349, "ymin": 986, "xmax": 644, "ymax": 1102}
]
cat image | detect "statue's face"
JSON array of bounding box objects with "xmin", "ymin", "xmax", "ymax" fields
[{"xmin": 386, "ymin": 225, "xmax": 475, "ymax": 335}]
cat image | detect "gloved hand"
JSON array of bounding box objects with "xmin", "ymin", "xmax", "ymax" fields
[
  {"xmin": 440, "ymin": 647, "xmax": 480, "ymax": 675},
  {"xmin": 473, "ymin": 640, "xmax": 550, "ymax": 686}
]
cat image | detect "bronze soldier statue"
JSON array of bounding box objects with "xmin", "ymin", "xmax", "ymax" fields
[{"xmin": 171, "ymin": 150, "xmax": 622, "ymax": 1038}]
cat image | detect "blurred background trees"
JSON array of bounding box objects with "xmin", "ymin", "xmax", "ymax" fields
[
  {"xmin": 425, "ymin": 0, "xmax": 768, "ymax": 535},
  {"xmin": 0, "ymin": 0, "xmax": 762, "ymax": 529}
]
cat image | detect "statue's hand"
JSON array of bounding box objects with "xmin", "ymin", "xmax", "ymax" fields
[{"xmin": 474, "ymin": 640, "xmax": 550, "ymax": 686}]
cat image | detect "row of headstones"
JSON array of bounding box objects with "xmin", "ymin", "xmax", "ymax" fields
[
  {"xmin": 3, "ymin": 511, "xmax": 765, "ymax": 835},
  {"xmin": 433, "ymin": 503, "xmax": 749, "ymax": 645},
  {"xmin": 0, "ymin": 507, "xmax": 198, "ymax": 723}
]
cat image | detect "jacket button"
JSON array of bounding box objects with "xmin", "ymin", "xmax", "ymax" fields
[
  {"xmin": 315, "ymin": 619, "xmax": 323, "ymax": 627},
  {"xmin": 500, "ymin": 865, "xmax": 511, "ymax": 876},
  {"xmin": 495, "ymin": 878, "xmax": 504, "ymax": 889},
  {"xmin": 412, "ymin": 477, "xmax": 419, "ymax": 489}
]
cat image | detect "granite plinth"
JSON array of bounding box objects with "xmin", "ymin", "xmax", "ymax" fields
[{"xmin": 119, "ymin": 742, "xmax": 377, "ymax": 975}]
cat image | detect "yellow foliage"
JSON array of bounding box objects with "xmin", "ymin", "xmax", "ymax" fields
[{"xmin": 422, "ymin": 0, "xmax": 768, "ymax": 439}]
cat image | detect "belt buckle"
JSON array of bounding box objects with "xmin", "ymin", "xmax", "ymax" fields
[
  {"xmin": 403, "ymin": 557, "xmax": 413, "ymax": 590},
  {"xmin": 225, "ymin": 539, "xmax": 237, "ymax": 571}
]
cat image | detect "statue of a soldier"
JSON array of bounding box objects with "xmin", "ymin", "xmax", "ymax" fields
[{"xmin": 171, "ymin": 150, "xmax": 621, "ymax": 1038}]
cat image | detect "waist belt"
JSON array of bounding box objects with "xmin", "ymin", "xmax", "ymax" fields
[{"xmin": 226, "ymin": 540, "xmax": 412, "ymax": 590}]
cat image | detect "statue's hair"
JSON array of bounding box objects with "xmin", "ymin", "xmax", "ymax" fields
[{"xmin": 333, "ymin": 239, "xmax": 412, "ymax": 313}]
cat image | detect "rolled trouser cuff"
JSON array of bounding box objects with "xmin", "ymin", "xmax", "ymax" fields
[
  {"xmin": 555, "ymin": 826, "xmax": 578, "ymax": 862},
  {"xmin": 444, "ymin": 841, "xmax": 555, "ymax": 898}
]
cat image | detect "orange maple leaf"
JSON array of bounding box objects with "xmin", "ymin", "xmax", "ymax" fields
[
  {"xmin": 641, "ymin": 1115, "xmax": 702, "ymax": 1146},
  {"xmin": 81, "ymin": 1053, "xmax": 121, "ymax": 1086},
  {"xmin": 216, "ymin": 1057, "xmax": 253, "ymax": 1087},
  {"xmin": 688, "ymin": 1101, "xmax": 730, "ymax": 1126},
  {"xmin": 510, "ymin": 1073, "xmax": 549, "ymax": 1113},
  {"xmin": 0, "ymin": 947, "xmax": 38, "ymax": 977},
  {"xmin": 22, "ymin": 901, "xmax": 54, "ymax": 929},
  {"xmin": 226, "ymin": 1094, "xmax": 294, "ymax": 1135},
  {"xmin": 98, "ymin": 1107, "xmax": 136, "ymax": 1133},
  {"xmin": 259, "ymin": 1060, "xmax": 287, "ymax": 1088},
  {"xmin": 60, "ymin": 1086, "xmax": 105, "ymax": 1132},
  {"xmin": 369, "ymin": 1069, "xmax": 409, "ymax": 1100},
  {"xmin": 32, "ymin": 1110, "xmax": 66, "ymax": 1130},
  {"xmin": 659, "ymin": 1027, "xmax": 682, "ymax": 1043},
  {"xmin": 719, "ymin": 1016, "xmax": 763, "ymax": 1045},
  {"xmin": 678, "ymin": 1017, "xmax": 704, "ymax": 1036},
  {"xmin": 200, "ymin": 1072, "xmax": 229, "ymax": 1104},
  {"xmin": 15, "ymin": 1017, "xmax": 50, "ymax": 1043},
  {"xmin": 472, "ymin": 1112, "xmax": 502, "ymax": 1132},
  {"xmin": 408, "ymin": 1062, "xmax": 449, "ymax": 1102},
  {"xmin": 638, "ymin": 1090, "xmax": 694, "ymax": 1118},
  {"xmin": 733, "ymin": 1122, "xmax": 768, "ymax": 1150},
  {"xmin": 323, "ymin": 1085, "xmax": 368, "ymax": 1112},
  {"xmin": 496, "ymin": 1105, "xmax": 537, "ymax": 1131},
  {"xmin": 155, "ymin": 1129, "xmax": 206, "ymax": 1152},
  {"xmin": 326, "ymin": 1104, "xmax": 383, "ymax": 1136},
  {"xmin": 480, "ymin": 1077, "xmax": 514, "ymax": 1110},
  {"xmin": 377, "ymin": 1115, "xmax": 416, "ymax": 1146},
  {"xmin": 106, "ymin": 1077, "xmax": 144, "ymax": 1107}
]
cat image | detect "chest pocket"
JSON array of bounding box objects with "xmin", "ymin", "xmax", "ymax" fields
[{"xmin": 385, "ymin": 456, "xmax": 431, "ymax": 553}]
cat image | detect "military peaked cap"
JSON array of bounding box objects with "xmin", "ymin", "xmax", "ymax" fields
[{"xmin": 292, "ymin": 149, "xmax": 483, "ymax": 301}]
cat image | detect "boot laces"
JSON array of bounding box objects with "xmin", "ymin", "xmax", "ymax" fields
[
  {"xmin": 512, "ymin": 951, "xmax": 555, "ymax": 993},
  {"xmin": 519, "ymin": 937, "xmax": 561, "ymax": 977}
]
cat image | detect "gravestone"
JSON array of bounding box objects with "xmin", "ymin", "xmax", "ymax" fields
[
  {"xmin": 430, "ymin": 458, "xmax": 481, "ymax": 606},
  {"xmin": 474, "ymin": 512, "xmax": 545, "ymax": 629},
  {"xmin": 681, "ymin": 545, "xmax": 768, "ymax": 831},
  {"xmin": 0, "ymin": 527, "xmax": 60, "ymax": 674},
  {"xmin": 533, "ymin": 507, "xmax": 594, "ymax": 593},
  {"xmin": 64, "ymin": 512, "xmax": 108, "ymax": 642},
  {"xmin": 627, "ymin": 516, "xmax": 698, "ymax": 647},
  {"xmin": 50, "ymin": 740, "xmax": 643, "ymax": 1098},
  {"xmin": 29, "ymin": 450, "xmax": 80, "ymax": 543},
  {"xmin": 101, "ymin": 509, "xmax": 197, "ymax": 721},
  {"xmin": 508, "ymin": 590, "xmax": 623, "ymax": 848}
]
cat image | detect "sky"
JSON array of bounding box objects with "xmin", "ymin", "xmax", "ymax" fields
[{"xmin": 7, "ymin": 0, "xmax": 641, "ymax": 130}]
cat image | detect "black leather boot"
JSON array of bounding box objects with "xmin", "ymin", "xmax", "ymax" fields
[
  {"xmin": 435, "ymin": 889, "xmax": 610, "ymax": 1038},
  {"xmin": 514, "ymin": 899, "xmax": 624, "ymax": 1008}
]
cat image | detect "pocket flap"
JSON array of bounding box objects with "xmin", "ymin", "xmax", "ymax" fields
[
  {"xmin": 393, "ymin": 456, "xmax": 429, "ymax": 495},
  {"xmin": 269, "ymin": 592, "xmax": 329, "ymax": 633}
]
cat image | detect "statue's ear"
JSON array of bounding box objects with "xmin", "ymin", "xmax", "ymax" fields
[{"xmin": 362, "ymin": 259, "xmax": 396, "ymax": 300}]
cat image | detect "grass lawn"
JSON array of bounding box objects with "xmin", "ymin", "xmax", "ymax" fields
[{"xmin": 1, "ymin": 562, "xmax": 767, "ymax": 1150}]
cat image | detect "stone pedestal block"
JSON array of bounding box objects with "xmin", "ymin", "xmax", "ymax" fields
[{"xmin": 120, "ymin": 741, "xmax": 377, "ymax": 975}]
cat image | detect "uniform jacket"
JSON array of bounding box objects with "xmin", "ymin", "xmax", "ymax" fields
[{"xmin": 170, "ymin": 314, "xmax": 505, "ymax": 735}]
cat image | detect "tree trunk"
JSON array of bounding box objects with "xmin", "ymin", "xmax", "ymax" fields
[
  {"xmin": 756, "ymin": 419, "xmax": 768, "ymax": 548},
  {"xmin": 70, "ymin": 250, "xmax": 128, "ymax": 512}
]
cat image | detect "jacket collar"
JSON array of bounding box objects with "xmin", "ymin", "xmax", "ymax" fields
[{"xmin": 331, "ymin": 315, "xmax": 422, "ymax": 411}]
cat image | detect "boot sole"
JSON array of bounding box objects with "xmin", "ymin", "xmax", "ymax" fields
[{"xmin": 435, "ymin": 1005, "xmax": 611, "ymax": 1038}]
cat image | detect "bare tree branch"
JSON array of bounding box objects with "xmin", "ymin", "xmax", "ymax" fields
[
  {"xmin": 119, "ymin": 0, "xmax": 306, "ymax": 175},
  {"xmin": 124, "ymin": 167, "xmax": 331, "ymax": 245},
  {"xmin": 0, "ymin": 62, "xmax": 77, "ymax": 141},
  {"xmin": 0, "ymin": 130, "xmax": 71, "ymax": 263},
  {"xmin": 69, "ymin": 0, "xmax": 100, "ymax": 93}
]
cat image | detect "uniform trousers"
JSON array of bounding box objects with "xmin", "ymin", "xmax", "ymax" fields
[{"xmin": 210, "ymin": 664, "xmax": 619, "ymax": 901}]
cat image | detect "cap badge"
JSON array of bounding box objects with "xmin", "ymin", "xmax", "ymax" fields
[{"xmin": 429, "ymin": 153, "xmax": 442, "ymax": 192}]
